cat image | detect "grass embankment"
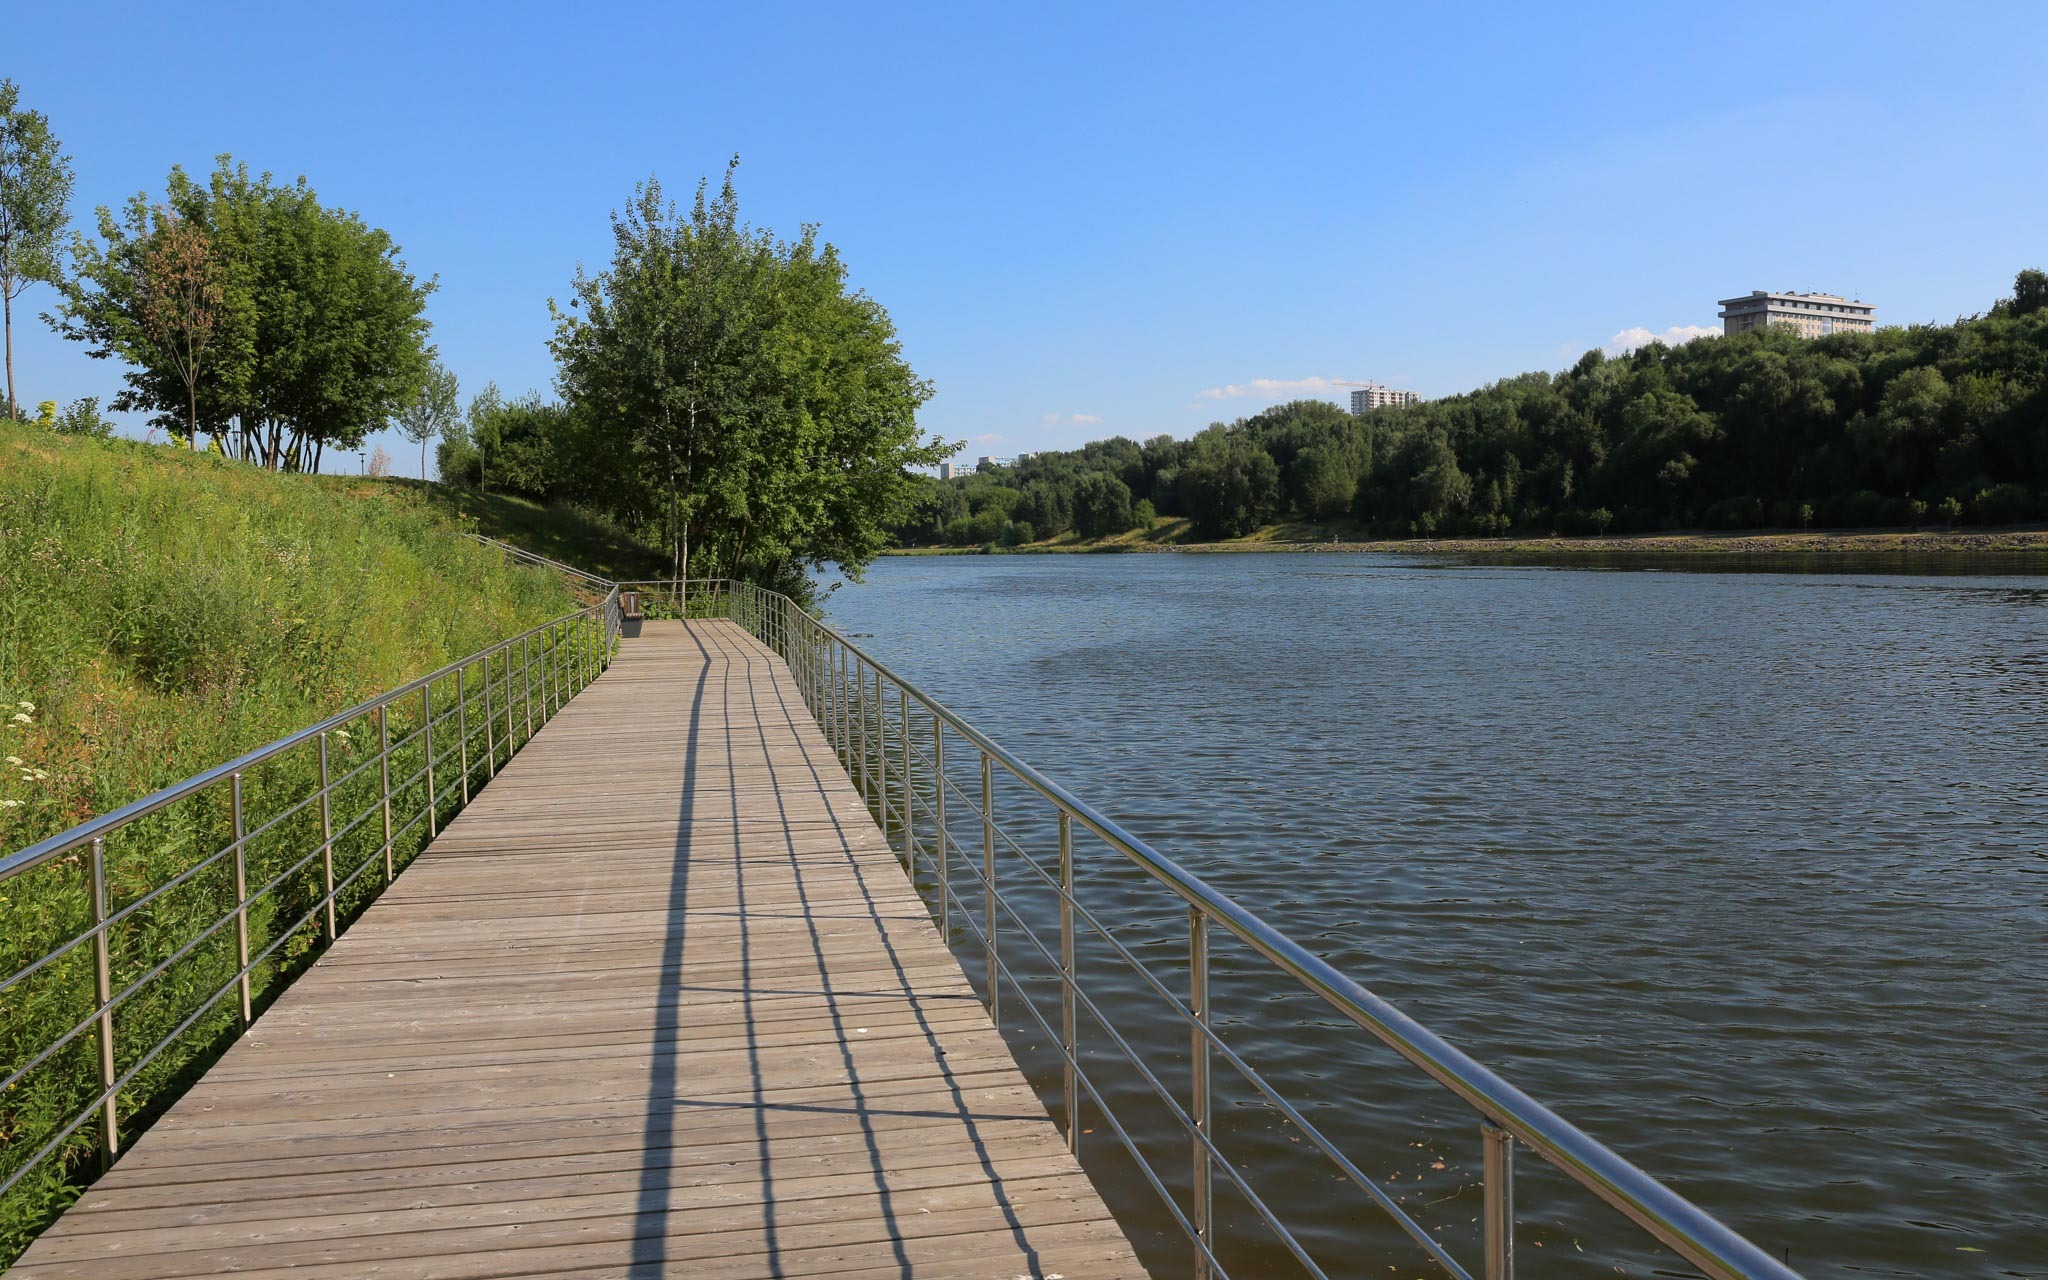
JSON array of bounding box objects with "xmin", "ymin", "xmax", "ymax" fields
[
  {"xmin": 889, "ymin": 516, "xmax": 2048, "ymax": 557},
  {"xmin": 0, "ymin": 424, "xmax": 635, "ymax": 1261},
  {"xmin": 410, "ymin": 482, "xmax": 672, "ymax": 581}
]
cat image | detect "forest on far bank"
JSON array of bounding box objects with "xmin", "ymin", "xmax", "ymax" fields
[{"xmin": 896, "ymin": 270, "xmax": 2048, "ymax": 547}]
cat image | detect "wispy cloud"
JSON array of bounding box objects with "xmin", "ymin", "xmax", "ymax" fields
[
  {"xmin": 1605, "ymin": 325, "xmax": 1719, "ymax": 356},
  {"xmin": 1041, "ymin": 412, "xmax": 1102, "ymax": 427},
  {"xmin": 972, "ymin": 432, "xmax": 1004, "ymax": 444},
  {"xmin": 1195, "ymin": 375, "xmax": 1353, "ymax": 401}
]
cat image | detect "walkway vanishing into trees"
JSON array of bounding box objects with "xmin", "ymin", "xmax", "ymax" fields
[{"xmin": 10, "ymin": 621, "xmax": 1139, "ymax": 1279}]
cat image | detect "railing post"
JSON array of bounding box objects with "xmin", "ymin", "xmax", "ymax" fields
[
  {"xmin": 1191, "ymin": 907, "xmax": 1213, "ymax": 1278},
  {"xmin": 503, "ymin": 641, "xmax": 515, "ymax": 759},
  {"xmin": 899, "ymin": 685, "xmax": 913, "ymax": 870},
  {"xmin": 1059, "ymin": 810, "xmax": 1077, "ymax": 1153},
  {"xmin": 523, "ymin": 633, "xmax": 534, "ymax": 743},
  {"xmin": 849, "ymin": 658, "xmax": 863, "ymax": 801},
  {"xmin": 88, "ymin": 834, "xmax": 119, "ymax": 1166},
  {"xmin": 457, "ymin": 665, "xmax": 470, "ymax": 805},
  {"xmin": 231, "ymin": 772, "xmax": 251, "ymax": 1025},
  {"xmin": 982, "ymin": 752, "xmax": 997, "ymax": 1024},
  {"xmin": 1484, "ymin": 1121, "xmax": 1515, "ymax": 1280},
  {"xmin": 318, "ymin": 731, "xmax": 336, "ymax": 939},
  {"xmin": 483, "ymin": 651, "xmax": 496, "ymax": 779},
  {"xmin": 933, "ymin": 711, "xmax": 948, "ymax": 936},
  {"xmin": 875, "ymin": 668, "xmax": 889, "ymax": 835},
  {"xmin": 378, "ymin": 705, "xmax": 393, "ymax": 884},
  {"xmin": 423, "ymin": 682, "xmax": 437, "ymax": 839},
  {"xmin": 838, "ymin": 647, "xmax": 850, "ymax": 771}
]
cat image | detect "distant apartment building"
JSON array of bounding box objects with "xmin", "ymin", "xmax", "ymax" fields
[
  {"xmin": 938, "ymin": 461, "xmax": 955, "ymax": 481},
  {"xmin": 1718, "ymin": 290, "xmax": 1876, "ymax": 339},
  {"xmin": 1349, "ymin": 384, "xmax": 1421, "ymax": 415}
]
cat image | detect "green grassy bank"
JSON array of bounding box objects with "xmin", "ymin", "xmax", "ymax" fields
[{"xmin": 0, "ymin": 423, "xmax": 642, "ymax": 1261}]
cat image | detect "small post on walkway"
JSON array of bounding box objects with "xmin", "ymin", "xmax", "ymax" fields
[
  {"xmin": 1191, "ymin": 906, "xmax": 1213, "ymax": 1278},
  {"xmin": 982, "ymin": 752, "xmax": 997, "ymax": 1024},
  {"xmin": 1484, "ymin": 1120, "xmax": 1515, "ymax": 1280},
  {"xmin": 88, "ymin": 835, "xmax": 119, "ymax": 1166},
  {"xmin": 318, "ymin": 731, "xmax": 336, "ymax": 939},
  {"xmin": 1059, "ymin": 810, "xmax": 1076, "ymax": 1153},
  {"xmin": 232, "ymin": 772, "xmax": 252, "ymax": 1025}
]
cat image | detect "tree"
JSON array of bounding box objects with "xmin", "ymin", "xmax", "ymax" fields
[
  {"xmin": 395, "ymin": 360, "xmax": 459, "ymax": 480},
  {"xmin": 1071, "ymin": 471, "xmax": 1136, "ymax": 537},
  {"xmin": 2010, "ymin": 268, "xmax": 2048, "ymax": 317},
  {"xmin": 551, "ymin": 160, "xmax": 948, "ymax": 595},
  {"xmin": 0, "ymin": 80, "xmax": 74, "ymax": 421},
  {"xmin": 466, "ymin": 381, "xmax": 502, "ymax": 493},
  {"xmin": 134, "ymin": 213, "xmax": 223, "ymax": 446},
  {"xmin": 56, "ymin": 157, "xmax": 434, "ymax": 469}
]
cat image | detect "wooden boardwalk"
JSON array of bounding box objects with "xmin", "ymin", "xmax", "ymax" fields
[{"xmin": 13, "ymin": 621, "xmax": 1141, "ymax": 1280}]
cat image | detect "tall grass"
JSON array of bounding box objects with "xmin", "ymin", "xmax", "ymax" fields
[{"xmin": 0, "ymin": 423, "xmax": 608, "ymax": 1262}]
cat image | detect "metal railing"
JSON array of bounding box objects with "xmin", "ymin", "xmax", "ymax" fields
[
  {"xmin": 0, "ymin": 586, "xmax": 624, "ymax": 1223},
  {"xmin": 468, "ymin": 532, "xmax": 618, "ymax": 593},
  {"xmin": 694, "ymin": 577, "xmax": 1804, "ymax": 1280}
]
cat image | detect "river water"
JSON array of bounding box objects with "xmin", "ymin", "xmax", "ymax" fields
[{"xmin": 820, "ymin": 552, "xmax": 2046, "ymax": 1280}]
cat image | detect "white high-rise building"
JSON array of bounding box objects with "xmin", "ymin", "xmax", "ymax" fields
[{"xmin": 1350, "ymin": 384, "xmax": 1421, "ymax": 415}]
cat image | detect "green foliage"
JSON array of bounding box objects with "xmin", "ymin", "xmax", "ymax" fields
[
  {"xmin": 0, "ymin": 79, "xmax": 75, "ymax": 421},
  {"xmin": 890, "ymin": 271, "xmax": 2048, "ymax": 544},
  {"xmin": 549, "ymin": 160, "xmax": 950, "ymax": 598},
  {"xmin": 49, "ymin": 396, "xmax": 111, "ymax": 438},
  {"xmin": 54, "ymin": 157, "xmax": 434, "ymax": 469},
  {"xmin": 394, "ymin": 359, "xmax": 459, "ymax": 480},
  {"xmin": 0, "ymin": 422, "xmax": 591, "ymax": 1262}
]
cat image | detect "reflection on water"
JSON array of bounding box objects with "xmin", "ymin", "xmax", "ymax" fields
[{"xmin": 824, "ymin": 552, "xmax": 2047, "ymax": 1280}]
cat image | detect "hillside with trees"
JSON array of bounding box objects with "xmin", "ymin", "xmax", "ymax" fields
[{"xmin": 897, "ymin": 270, "xmax": 2048, "ymax": 548}]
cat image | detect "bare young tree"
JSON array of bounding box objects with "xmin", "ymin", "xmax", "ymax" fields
[
  {"xmin": 395, "ymin": 360, "xmax": 459, "ymax": 480},
  {"xmin": 134, "ymin": 213, "xmax": 222, "ymax": 447}
]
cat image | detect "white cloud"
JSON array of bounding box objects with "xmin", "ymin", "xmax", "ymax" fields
[
  {"xmin": 1604, "ymin": 325, "xmax": 1720, "ymax": 356},
  {"xmin": 1041, "ymin": 412, "xmax": 1102, "ymax": 427},
  {"xmin": 1196, "ymin": 375, "xmax": 1354, "ymax": 401},
  {"xmin": 972, "ymin": 432, "xmax": 1004, "ymax": 444}
]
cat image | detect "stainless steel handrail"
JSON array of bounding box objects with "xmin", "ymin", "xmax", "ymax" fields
[
  {"xmin": 702, "ymin": 577, "xmax": 1805, "ymax": 1280},
  {"xmin": 0, "ymin": 578, "xmax": 625, "ymax": 1218}
]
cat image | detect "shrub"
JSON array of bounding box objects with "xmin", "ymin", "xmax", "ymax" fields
[{"xmin": 1974, "ymin": 482, "xmax": 2034, "ymax": 525}]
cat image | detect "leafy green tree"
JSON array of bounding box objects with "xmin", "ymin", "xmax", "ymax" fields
[
  {"xmin": 551, "ymin": 161, "xmax": 948, "ymax": 592},
  {"xmin": 1178, "ymin": 426, "xmax": 1280, "ymax": 537},
  {"xmin": 395, "ymin": 360, "xmax": 459, "ymax": 480},
  {"xmin": 2009, "ymin": 268, "xmax": 2047, "ymax": 317},
  {"xmin": 1071, "ymin": 471, "xmax": 1136, "ymax": 537},
  {"xmin": 56, "ymin": 157, "xmax": 434, "ymax": 470},
  {"xmin": 0, "ymin": 80, "xmax": 74, "ymax": 421}
]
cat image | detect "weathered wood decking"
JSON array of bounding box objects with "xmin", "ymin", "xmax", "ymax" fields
[{"xmin": 13, "ymin": 620, "xmax": 1140, "ymax": 1279}]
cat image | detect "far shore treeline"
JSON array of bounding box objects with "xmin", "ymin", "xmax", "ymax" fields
[{"xmin": 897, "ymin": 270, "xmax": 2048, "ymax": 548}]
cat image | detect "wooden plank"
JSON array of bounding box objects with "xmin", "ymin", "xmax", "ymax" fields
[{"xmin": 12, "ymin": 619, "xmax": 1141, "ymax": 1279}]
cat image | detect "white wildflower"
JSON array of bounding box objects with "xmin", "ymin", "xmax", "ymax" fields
[
  {"xmin": 0, "ymin": 799, "xmax": 20, "ymax": 809},
  {"xmin": 16, "ymin": 701, "xmax": 31, "ymax": 711},
  {"xmin": 9, "ymin": 713, "xmax": 28, "ymax": 724},
  {"xmin": 3, "ymin": 756, "xmax": 19, "ymax": 766}
]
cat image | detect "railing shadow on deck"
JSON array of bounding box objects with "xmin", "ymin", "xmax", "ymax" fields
[{"xmin": 628, "ymin": 620, "xmax": 1045, "ymax": 1278}]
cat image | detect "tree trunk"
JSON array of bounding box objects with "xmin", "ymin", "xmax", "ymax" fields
[
  {"xmin": 4, "ymin": 287, "xmax": 15, "ymax": 422},
  {"xmin": 188, "ymin": 382, "xmax": 199, "ymax": 450}
]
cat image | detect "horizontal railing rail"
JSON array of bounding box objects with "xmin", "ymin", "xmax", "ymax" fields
[
  {"xmin": 0, "ymin": 579, "xmax": 625, "ymax": 1235},
  {"xmin": 699, "ymin": 577, "xmax": 1805, "ymax": 1280},
  {"xmin": 468, "ymin": 532, "xmax": 618, "ymax": 592}
]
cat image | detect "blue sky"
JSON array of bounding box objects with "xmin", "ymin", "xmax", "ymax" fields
[{"xmin": 8, "ymin": 2, "xmax": 2046, "ymax": 475}]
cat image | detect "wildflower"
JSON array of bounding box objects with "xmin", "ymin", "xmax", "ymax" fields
[
  {"xmin": 16, "ymin": 701, "xmax": 31, "ymax": 712},
  {"xmin": 0, "ymin": 800, "xmax": 20, "ymax": 809},
  {"xmin": 336, "ymin": 729, "xmax": 351, "ymax": 741},
  {"xmin": 9, "ymin": 713, "xmax": 28, "ymax": 725},
  {"xmin": 3, "ymin": 756, "xmax": 19, "ymax": 766}
]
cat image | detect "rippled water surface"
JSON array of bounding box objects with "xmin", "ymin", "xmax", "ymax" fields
[{"xmin": 823, "ymin": 553, "xmax": 2046, "ymax": 1280}]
